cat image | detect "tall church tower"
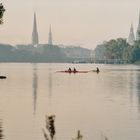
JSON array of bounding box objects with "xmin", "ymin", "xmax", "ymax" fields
[
  {"xmin": 32, "ymin": 12, "xmax": 39, "ymax": 46},
  {"xmin": 128, "ymin": 23, "xmax": 135, "ymax": 45},
  {"xmin": 136, "ymin": 12, "xmax": 140, "ymax": 40},
  {"xmin": 48, "ymin": 26, "xmax": 53, "ymax": 45}
]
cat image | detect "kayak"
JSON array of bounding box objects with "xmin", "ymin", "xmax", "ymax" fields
[
  {"xmin": 0, "ymin": 76, "xmax": 6, "ymax": 79},
  {"xmin": 56, "ymin": 70, "xmax": 100, "ymax": 73},
  {"xmin": 57, "ymin": 70, "xmax": 89, "ymax": 73}
]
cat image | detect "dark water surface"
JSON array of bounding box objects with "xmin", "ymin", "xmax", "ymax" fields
[{"xmin": 0, "ymin": 63, "xmax": 140, "ymax": 140}]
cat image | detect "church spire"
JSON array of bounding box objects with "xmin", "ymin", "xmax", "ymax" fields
[
  {"xmin": 128, "ymin": 23, "xmax": 135, "ymax": 45},
  {"xmin": 48, "ymin": 26, "xmax": 53, "ymax": 45},
  {"xmin": 136, "ymin": 12, "xmax": 140, "ymax": 40},
  {"xmin": 32, "ymin": 12, "xmax": 39, "ymax": 46}
]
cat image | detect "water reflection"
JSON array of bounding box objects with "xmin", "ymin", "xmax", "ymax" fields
[
  {"xmin": 48, "ymin": 67, "xmax": 52, "ymax": 98},
  {"xmin": 48, "ymin": 66, "xmax": 53, "ymax": 112},
  {"xmin": 127, "ymin": 71, "xmax": 134, "ymax": 109},
  {"xmin": 42, "ymin": 65, "xmax": 55, "ymax": 140},
  {"xmin": 136, "ymin": 72, "xmax": 140, "ymax": 112},
  {"xmin": 32, "ymin": 64, "xmax": 38, "ymax": 115},
  {"xmin": 1, "ymin": 63, "xmax": 140, "ymax": 140},
  {"xmin": 0, "ymin": 120, "xmax": 3, "ymax": 139}
]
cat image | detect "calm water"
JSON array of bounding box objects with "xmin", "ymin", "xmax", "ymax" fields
[{"xmin": 0, "ymin": 63, "xmax": 140, "ymax": 140}]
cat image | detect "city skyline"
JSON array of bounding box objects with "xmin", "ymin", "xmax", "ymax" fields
[{"xmin": 1, "ymin": 0, "xmax": 140, "ymax": 49}]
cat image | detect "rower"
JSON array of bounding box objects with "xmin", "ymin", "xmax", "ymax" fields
[
  {"xmin": 96, "ymin": 67, "xmax": 99, "ymax": 73},
  {"xmin": 73, "ymin": 67, "xmax": 77, "ymax": 73},
  {"xmin": 68, "ymin": 67, "xmax": 72, "ymax": 72}
]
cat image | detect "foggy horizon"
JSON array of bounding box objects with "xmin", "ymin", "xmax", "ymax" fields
[{"xmin": 1, "ymin": 0, "xmax": 140, "ymax": 49}]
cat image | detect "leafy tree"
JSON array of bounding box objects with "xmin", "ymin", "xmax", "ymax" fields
[
  {"xmin": 124, "ymin": 40, "xmax": 140, "ymax": 63},
  {"xmin": 100, "ymin": 38, "xmax": 128, "ymax": 59}
]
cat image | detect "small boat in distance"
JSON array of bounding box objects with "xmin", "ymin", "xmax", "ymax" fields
[
  {"xmin": 57, "ymin": 67, "xmax": 89, "ymax": 73},
  {"xmin": 56, "ymin": 67, "xmax": 100, "ymax": 74},
  {"xmin": 0, "ymin": 76, "xmax": 6, "ymax": 79},
  {"xmin": 57, "ymin": 70, "xmax": 89, "ymax": 73}
]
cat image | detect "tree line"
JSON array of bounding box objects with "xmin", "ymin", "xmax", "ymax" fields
[
  {"xmin": 0, "ymin": 44, "xmax": 91, "ymax": 63},
  {"xmin": 94, "ymin": 35, "xmax": 140, "ymax": 63}
]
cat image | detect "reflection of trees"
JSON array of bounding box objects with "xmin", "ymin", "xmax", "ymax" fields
[
  {"xmin": 128, "ymin": 72, "xmax": 135, "ymax": 105},
  {"xmin": 136, "ymin": 73, "xmax": 140, "ymax": 112},
  {"xmin": 0, "ymin": 121, "xmax": 3, "ymax": 139},
  {"xmin": 32, "ymin": 64, "xmax": 38, "ymax": 115}
]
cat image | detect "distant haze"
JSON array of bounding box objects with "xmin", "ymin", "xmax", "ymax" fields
[{"xmin": 1, "ymin": 0, "xmax": 140, "ymax": 49}]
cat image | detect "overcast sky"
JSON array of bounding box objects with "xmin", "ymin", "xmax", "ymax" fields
[{"xmin": 0, "ymin": 0, "xmax": 140, "ymax": 49}]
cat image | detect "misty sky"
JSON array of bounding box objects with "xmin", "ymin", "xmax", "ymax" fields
[{"xmin": 1, "ymin": 0, "xmax": 140, "ymax": 49}]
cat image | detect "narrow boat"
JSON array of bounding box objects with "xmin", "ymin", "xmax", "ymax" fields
[
  {"xmin": 57, "ymin": 70, "xmax": 89, "ymax": 73},
  {"xmin": 57, "ymin": 70, "xmax": 100, "ymax": 73},
  {"xmin": 0, "ymin": 76, "xmax": 6, "ymax": 79}
]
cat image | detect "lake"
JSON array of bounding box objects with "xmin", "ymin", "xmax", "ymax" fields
[{"xmin": 0, "ymin": 63, "xmax": 140, "ymax": 140}]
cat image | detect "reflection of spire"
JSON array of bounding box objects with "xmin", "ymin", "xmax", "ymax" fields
[
  {"xmin": 32, "ymin": 64, "xmax": 38, "ymax": 115},
  {"xmin": 48, "ymin": 66, "xmax": 53, "ymax": 114},
  {"xmin": 0, "ymin": 120, "xmax": 3, "ymax": 139},
  {"xmin": 48, "ymin": 26, "xmax": 53, "ymax": 45},
  {"xmin": 32, "ymin": 12, "xmax": 39, "ymax": 46},
  {"xmin": 49, "ymin": 67, "xmax": 52, "ymax": 98},
  {"xmin": 136, "ymin": 73, "xmax": 140, "ymax": 112}
]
